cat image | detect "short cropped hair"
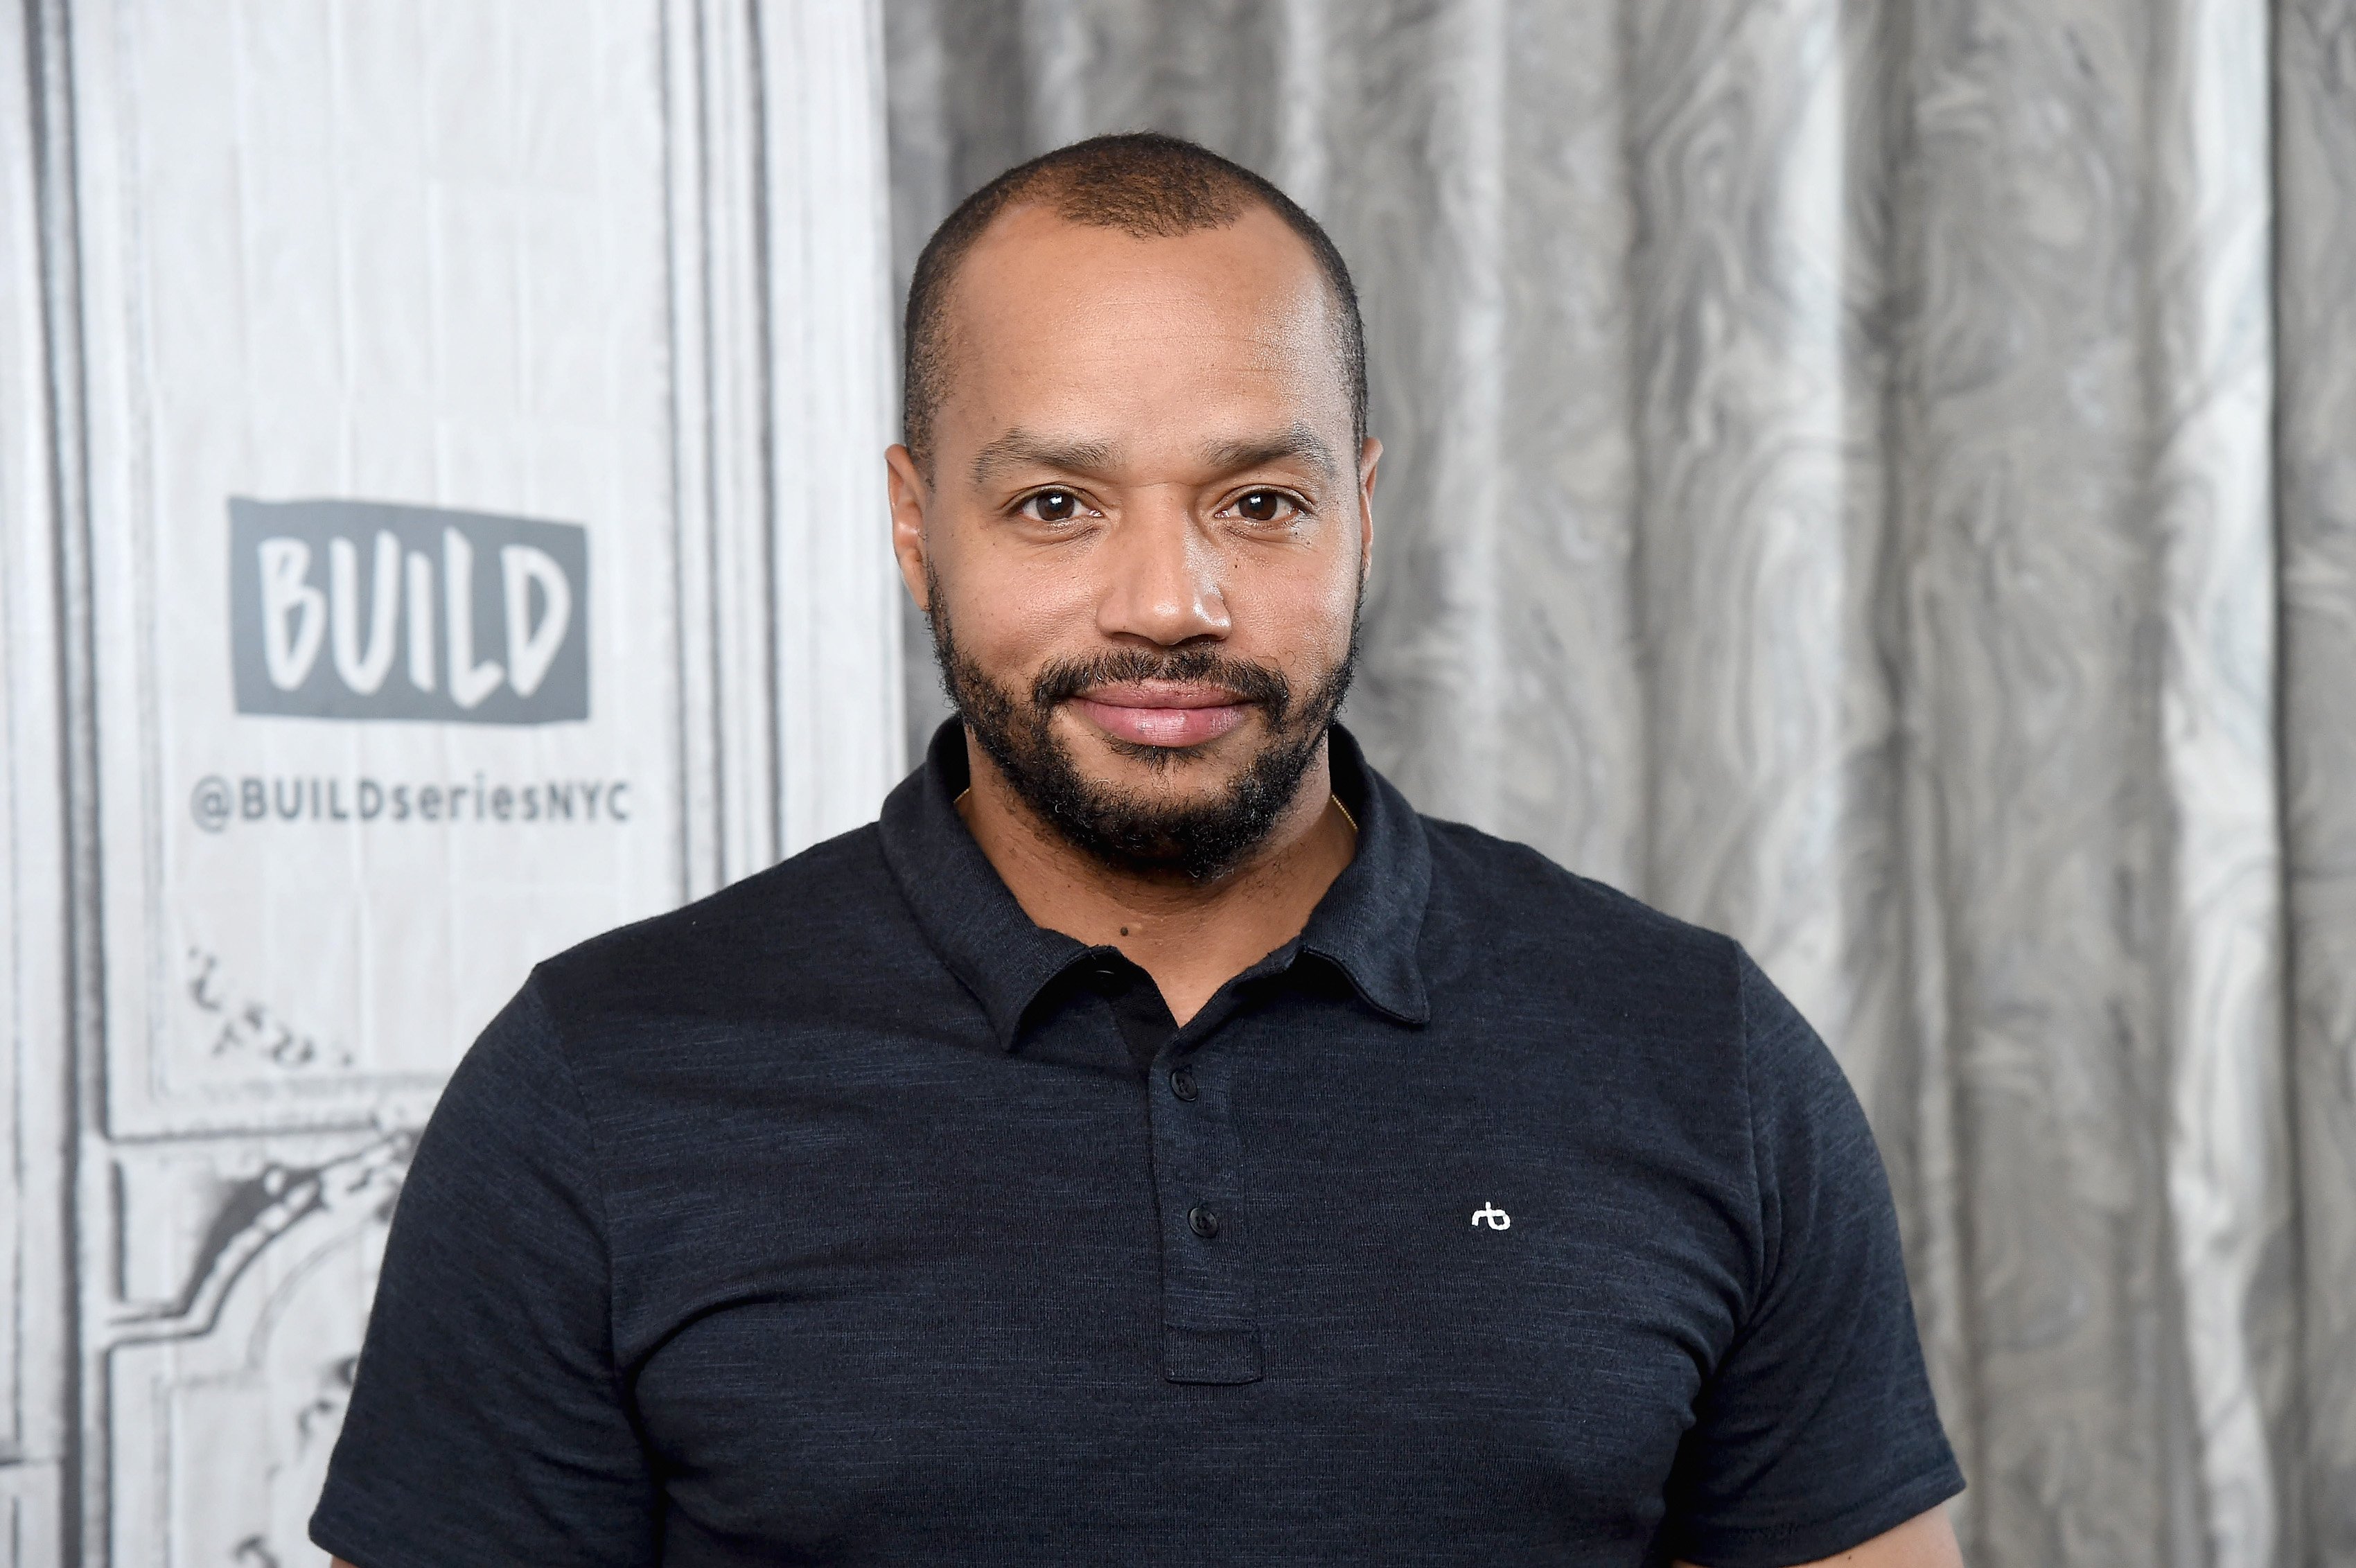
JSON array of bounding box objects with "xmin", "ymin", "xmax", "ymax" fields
[{"xmin": 901, "ymin": 132, "xmax": 1366, "ymax": 475}]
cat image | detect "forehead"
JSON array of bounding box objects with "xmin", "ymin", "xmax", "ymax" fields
[{"xmin": 934, "ymin": 204, "xmax": 1350, "ymax": 446}]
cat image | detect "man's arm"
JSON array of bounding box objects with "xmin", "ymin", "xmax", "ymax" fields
[
  {"xmin": 307, "ymin": 982, "xmax": 660, "ymax": 1566},
  {"xmin": 1653, "ymin": 951, "xmax": 1967, "ymax": 1565},
  {"xmin": 1676, "ymin": 1504, "xmax": 1964, "ymax": 1568}
]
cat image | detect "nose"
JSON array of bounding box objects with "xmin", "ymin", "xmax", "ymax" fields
[{"xmin": 1095, "ymin": 492, "xmax": 1231, "ymax": 646}]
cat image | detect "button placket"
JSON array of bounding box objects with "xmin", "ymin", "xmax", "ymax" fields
[{"xmin": 1145, "ymin": 1043, "xmax": 1261, "ymax": 1384}]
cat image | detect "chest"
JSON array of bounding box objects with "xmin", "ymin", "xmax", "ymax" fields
[{"xmin": 607, "ymin": 1024, "xmax": 1752, "ymax": 1562}]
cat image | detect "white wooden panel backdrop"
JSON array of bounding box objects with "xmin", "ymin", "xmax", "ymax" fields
[{"xmin": 0, "ymin": 1, "xmax": 903, "ymax": 1562}]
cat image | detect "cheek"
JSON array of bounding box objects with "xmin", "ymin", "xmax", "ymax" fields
[
  {"xmin": 1238, "ymin": 549, "xmax": 1360, "ymax": 662},
  {"xmin": 935, "ymin": 542, "xmax": 1099, "ymax": 670}
]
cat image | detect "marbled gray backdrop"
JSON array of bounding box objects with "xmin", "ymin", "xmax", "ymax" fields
[{"xmin": 883, "ymin": 3, "xmax": 2356, "ymax": 1566}]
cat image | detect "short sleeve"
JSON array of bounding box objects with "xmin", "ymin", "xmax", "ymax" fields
[
  {"xmin": 310, "ymin": 978, "xmax": 659, "ymax": 1568},
  {"xmin": 1659, "ymin": 951, "xmax": 1965, "ymax": 1567}
]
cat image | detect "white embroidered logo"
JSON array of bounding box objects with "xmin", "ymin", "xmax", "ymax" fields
[{"xmin": 1471, "ymin": 1203, "xmax": 1511, "ymax": 1231}]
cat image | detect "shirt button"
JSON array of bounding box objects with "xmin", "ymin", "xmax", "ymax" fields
[
  {"xmin": 1168, "ymin": 1064, "xmax": 1198, "ymax": 1102},
  {"xmin": 1188, "ymin": 1204, "xmax": 1220, "ymax": 1239}
]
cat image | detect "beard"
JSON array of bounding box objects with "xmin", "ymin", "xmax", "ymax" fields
[{"xmin": 926, "ymin": 564, "xmax": 1360, "ymax": 883}]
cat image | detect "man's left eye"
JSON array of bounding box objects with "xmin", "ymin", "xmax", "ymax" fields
[{"xmin": 1229, "ymin": 491, "xmax": 1301, "ymax": 524}]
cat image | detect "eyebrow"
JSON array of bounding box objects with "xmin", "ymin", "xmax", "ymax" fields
[
  {"xmin": 966, "ymin": 421, "xmax": 1342, "ymax": 489},
  {"xmin": 970, "ymin": 430, "xmax": 1121, "ymax": 487},
  {"xmin": 1201, "ymin": 423, "xmax": 1339, "ymax": 485}
]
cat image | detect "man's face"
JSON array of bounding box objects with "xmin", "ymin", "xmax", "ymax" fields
[{"xmin": 888, "ymin": 202, "xmax": 1378, "ymax": 880}]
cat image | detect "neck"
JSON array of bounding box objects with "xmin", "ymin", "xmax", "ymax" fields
[{"xmin": 956, "ymin": 730, "xmax": 1358, "ymax": 1027}]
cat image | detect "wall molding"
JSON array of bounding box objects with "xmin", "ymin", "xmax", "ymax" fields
[{"xmin": 1, "ymin": 1, "xmax": 899, "ymax": 1558}]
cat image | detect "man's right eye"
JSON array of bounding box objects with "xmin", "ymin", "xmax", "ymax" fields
[{"xmin": 1019, "ymin": 489, "xmax": 1087, "ymax": 523}]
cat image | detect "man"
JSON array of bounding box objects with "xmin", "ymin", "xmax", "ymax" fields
[{"xmin": 314, "ymin": 133, "xmax": 1965, "ymax": 1566}]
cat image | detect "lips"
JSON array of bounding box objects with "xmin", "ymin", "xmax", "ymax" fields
[{"xmin": 1069, "ymin": 682, "xmax": 1252, "ymax": 748}]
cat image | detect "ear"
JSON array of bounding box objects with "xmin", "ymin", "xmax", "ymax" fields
[
  {"xmin": 886, "ymin": 444, "xmax": 933, "ymax": 613},
  {"xmin": 1355, "ymin": 437, "xmax": 1382, "ymax": 585}
]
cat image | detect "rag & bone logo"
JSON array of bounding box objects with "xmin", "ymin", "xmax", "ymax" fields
[
  {"xmin": 229, "ymin": 497, "xmax": 588, "ymax": 724},
  {"xmin": 1472, "ymin": 1203, "xmax": 1511, "ymax": 1231}
]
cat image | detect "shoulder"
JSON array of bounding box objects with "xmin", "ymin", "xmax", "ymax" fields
[
  {"xmin": 1414, "ymin": 816, "xmax": 1852, "ymax": 1111},
  {"xmin": 527, "ymin": 822, "xmax": 917, "ymax": 1037},
  {"xmin": 1416, "ymin": 813, "xmax": 1740, "ymax": 1016}
]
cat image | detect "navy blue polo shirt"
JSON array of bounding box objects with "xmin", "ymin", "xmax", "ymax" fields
[{"xmin": 312, "ymin": 721, "xmax": 1962, "ymax": 1567}]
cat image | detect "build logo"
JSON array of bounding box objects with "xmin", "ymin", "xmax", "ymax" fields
[{"xmin": 229, "ymin": 497, "xmax": 588, "ymax": 724}]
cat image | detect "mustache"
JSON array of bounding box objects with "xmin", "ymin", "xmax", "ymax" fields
[{"xmin": 1030, "ymin": 646, "xmax": 1294, "ymax": 718}]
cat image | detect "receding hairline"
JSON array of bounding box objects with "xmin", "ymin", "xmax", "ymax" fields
[
  {"xmin": 913, "ymin": 194, "xmax": 1357, "ymax": 472},
  {"xmin": 902, "ymin": 133, "xmax": 1368, "ymax": 477},
  {"xmin": 963, "ymin": 191, "xmax": 1344, "ymax": 329}
]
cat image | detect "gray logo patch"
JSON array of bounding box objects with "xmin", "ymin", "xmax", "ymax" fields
[{"xmin": 229, "ymin": 497, "xmax": 588, "ymax": 724}]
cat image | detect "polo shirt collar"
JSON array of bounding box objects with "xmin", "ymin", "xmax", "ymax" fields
[
  {"xmin": 1300, "ymin": 723, "xmax": 1432, "ymax": 1025},
  {"xmin": 877, "ymin": 719, "xmax": 1432, "ymax": 1050}
]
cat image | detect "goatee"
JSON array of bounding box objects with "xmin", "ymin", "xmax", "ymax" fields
[{"xmin": 927, "ymin": 570, "xmax": 1359, "ymax": 882}]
